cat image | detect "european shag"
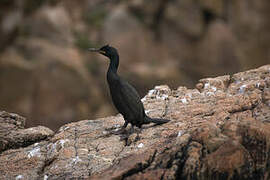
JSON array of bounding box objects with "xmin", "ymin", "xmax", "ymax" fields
[{"xmin": 89, "ymin": 45, "xmax": 170, "ymax": 131}]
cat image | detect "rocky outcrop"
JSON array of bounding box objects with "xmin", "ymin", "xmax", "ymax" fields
[
  {"xmin": 0, "ymin": 111, "xmax": 53, "ymax": 153},
  {"xmin": 1, "ymin": 0, "xmax": 270, "ymax": 130},
  {"xmin": 0, "ymin": 65, "xmax": 270, "ymax": 179}
]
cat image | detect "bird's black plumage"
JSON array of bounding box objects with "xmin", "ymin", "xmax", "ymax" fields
[{"xmin": 89, "ymin": 45, "xmax": 170, "ymax": 129}]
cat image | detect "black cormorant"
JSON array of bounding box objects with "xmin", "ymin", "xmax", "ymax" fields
[{"xmin": 89, "ymin": 45, "xmax": 170, "ymax": 131}]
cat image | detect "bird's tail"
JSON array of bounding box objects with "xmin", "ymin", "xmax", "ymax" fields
[{"xmin": 144, "ymin": 115, "xmax": 170, "ymax": 125}]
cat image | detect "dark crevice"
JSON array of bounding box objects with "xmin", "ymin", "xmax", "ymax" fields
[
  {"xmin": 261, "ymin": 87, "xmax": 269, "ymax": 107},
  {"xmin": 239, "ymin": 128, "xmax": 266, "ymax": 179},
  {"xmin": 160, "ymin": 170, "xmax": 166, "ymax": 180},
  {"xmin": 112, "ymin": 142, "xmax": 126, "ymax": 164},
  {"xmin": 175, "ymin": 139, "xmax": 193, "ymax": 179},
  {"xmin": 228, "ymin": 103, "xmax": 259, "ymax": 114},
  {"xmin": 162, "ymin": 98, "xmax": 170, "ymax": 118},
  {"xmin": 87, "ymin": 147, "xmax": 92, "ymax": 176},
  {"xmin": 39, "ymin": 156, "xmax": 56, "ymax": 177},
  {"xmin": 37, "ymin": 141, "xmax": 57, "ymax": 177},
  {"xmin": 122, "ymin": 150, "xmax": 157, "ymax": 179},
  {"xmin": 146, "ymin": 137, "xmax": 193, "ymax": 178},
  {"xmin": 202, "ymin": 9, "xmax": 216, "ymax": 25},
  {"xmin": 0, "ymin": 135, "xmax": 51, "ymax": 154},
  {"xmin": 202, "ymin": 111, "xmax": 215, "ymax": 118},
  {"xmin": 72, "ymin": 126, "xmax": 79, "ymax": 171}
]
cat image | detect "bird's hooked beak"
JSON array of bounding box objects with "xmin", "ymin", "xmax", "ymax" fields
[{"xmin": 88, "ymin": 48, "xmax": 106, "ymax": 55}]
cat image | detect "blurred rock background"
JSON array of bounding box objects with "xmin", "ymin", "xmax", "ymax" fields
[{"xmin": 0, "ymin": 0, "xmax": 269, "ymax": 131}]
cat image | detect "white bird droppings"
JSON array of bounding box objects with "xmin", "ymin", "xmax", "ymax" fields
[
  {"xmin": 211, "ymin": 86, "xmax": 217, "ymax": 92},
  {"xmin": 239, "ymin": 84, "xmax": 247, "ymax": 93},
  {"xmin": 44, "ymin": 175, "xmax": 48, "ymax": 180},
  {"xmin": 141, "ymin": 97, "xmax": 146, "ymax": 102},
  {"xmin": 148, "ymin": 89, "xmax": 156, "ymax": 96},
  {"xmin": 16, "ymin": 175, "xmax": 23, "ymax": 180},
  {"xmin": 181, "ymin": 98, "xmax": 188, "ymax": 104},
  {"xmin": 205, "ymin": 92, "xmax": 215, "ymax": 96},
  {"xmin": 27, "ymin": 147, "xmax": 41, "ymax": 158},
  {"xmin": 59, "ymin": 126, "xmax": 70, "ymax": 132},
  {"xmin": 72, "ymin": 156, "xmax": 82, "ymax": 164},
  {"xmin": 204, "ymin": 83, "xmax": 210, "ymax": 89},
  {"xmin": 187, "ymin": 93, "xmax": 192, "ymax": 98},
  {"xmin": 138, "ymin": 143, "xmax": 144, "ymax": 148},
  {"xmin": 59, "ymin": 139, "xmax": 69, "ymax": 148},
  {"xmin": 177, "ymin": 130, "xmax": 184, "ymax": 137}
]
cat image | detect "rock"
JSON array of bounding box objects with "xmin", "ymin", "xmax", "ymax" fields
[
  {"xmin": 0, "ymin": 0, "xmax": 46, "ymax": 50},
  {"xmin": 1, "ymin": 0, "xmax": 270, "ymax": 132},
  {"xmin": 165, "ymin": 0, "xmax": 204, "ymax": 38},
  {"xmin": 193, "ymin": 21, "xmax": 240, "ymax": 78},
  {"xmin": 0, "ymin": 141, "xmax": 49, "ymax": 179},
  {"xmin": 0, "ymin": 111, "xmax": 53, "ymax": 153},
  {"xmin": 1, "ymin": 10, "xmax": 22, "ymax": 35},
  {"xmin": 0, "ymin": 110, "xmax": 25, "ymax": 129},
  {"xmin": 23, "ymin": 5, "xmax": 73, "ymax": 45},
  {"xmin": 0, "ymin": 48, "xmax": 34, "ymax": 117},
  {"xmin": 0, "ymin": 37, "xmax": 112, "ymax": 131},
  {"xmin": 0, "ymin": 65, "xmax": 270, "ymax": 179},
  {"xmin": 0, "ymin": 2, "xmax": 116, "ymax": 131},
  {"xmin": 198, "ymin": 0, "xmax": 224, "ymax": 17},
  {"xmin": 229, "ymin": 0, "xmax": 270, "ymax": 69},
  {"xmin": 103, "ymin": 5, "xmax": 155, "ymax": 68},
  {"xmin": 128, "ymin": 0, "xmax": 270, "ymax": 87}
]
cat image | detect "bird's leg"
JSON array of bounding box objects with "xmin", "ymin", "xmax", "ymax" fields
[
  {"xmin": 130, "ymin": 125, "xmax": 135, "ymax": 134},
  {"xmin": 112, "ymin": 121, "xmax": 128, "ymax": 135},
  {"xmin": 129, "ymin": 125, "xmax": 140, "ymax": 142},
  {"xmin": 130, "ymin": 125, "xmax": 141, "ymax": 136}
]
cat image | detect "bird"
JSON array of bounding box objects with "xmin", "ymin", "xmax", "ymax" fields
[{"xmin": 89, "ymin": 45, "xmax": 170, "ymax": 132}]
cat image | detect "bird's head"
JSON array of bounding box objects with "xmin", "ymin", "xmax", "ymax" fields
[{"xmin": 89, "ymin": 45, "xmax": 118, "ymax": 59}]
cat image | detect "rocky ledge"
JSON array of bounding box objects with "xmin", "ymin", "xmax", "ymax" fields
[{"xmin": 0, "ymin": 65, "xmax": 270, "ymax": 180}]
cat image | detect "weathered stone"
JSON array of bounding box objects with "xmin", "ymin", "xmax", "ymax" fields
[
  {"xmin": 0, "ymin": 65, "xmax": 270, "ymax": 179},
  {"xmin": 0, "ymin": 111, "xmax": 53, "ymax": 153},
  {"xmin": 0, "ymin": 141, "xmax": 49, "ymax": 180},
  {"xmin": 1, "ymin": 0, "xmax": 270, "ymax": 132}
]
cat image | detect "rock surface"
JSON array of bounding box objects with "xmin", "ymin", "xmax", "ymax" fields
[
  {"xmin": 0, "ymin": 65, "xmax": 270, "ymax": 179},
  {"xmin": 1, "ymin": 0, "xmax": 270, "ymax": 130}
]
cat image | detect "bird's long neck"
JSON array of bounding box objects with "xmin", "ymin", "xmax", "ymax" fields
[{"xmin": 108, "ymin": 54, "xmax": 119, "ymax": 74}]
